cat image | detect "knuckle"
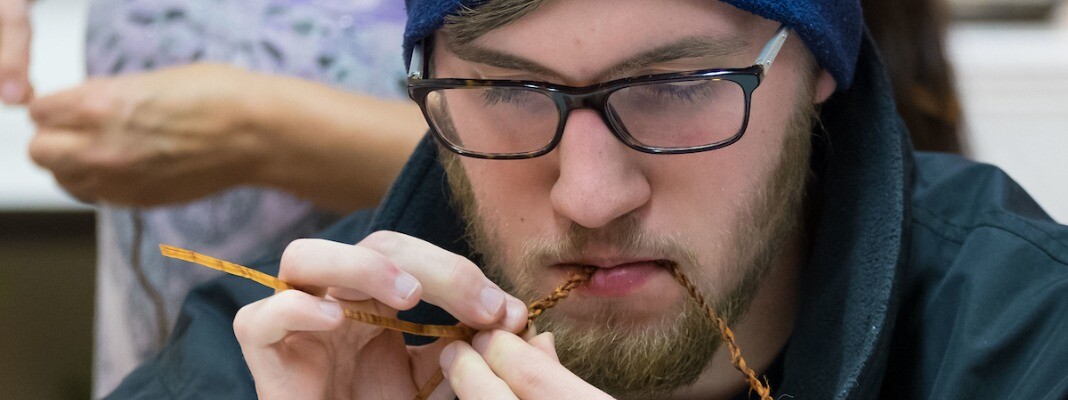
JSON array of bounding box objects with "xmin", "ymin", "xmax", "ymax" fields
[
  {"xmin": 444, "ymin": 253, "xmax": 480, "ymax": 287},
  {"xmin": 361, "ymin": 230, "xmax": 401, "ymax": 253},
  {"xmin": 78, "ymin": 99, "xmax": 113, "ymax": 122},
  {"xmin": 481, "ymin": 332, "xmax": 548, "ymax": 388},
  {"xmin": 233, "ymin": 291, "xmax": 304, "ymax": 342},
  {"xmin": 280, "ymin": 238, "xmax": 318, "ymax": 270},
  {"xmin": 232, "ymin": 305, "xmax": 258, "ymax": 342},
  {"xmin": 75, "ymin": 83, "xmax": 123, "ymax": 120},
  {"xmin": 272, "ymin": 289, "xmax": 306, "ymax": 307},
  {"xmin": 358, "ymin": 251, "xmax": 397, "ymax": 284}
]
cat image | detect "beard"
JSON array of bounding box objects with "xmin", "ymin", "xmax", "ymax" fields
[{"xmin": 441, "ymin": 96, "xmax": 815, "ymax": 398}]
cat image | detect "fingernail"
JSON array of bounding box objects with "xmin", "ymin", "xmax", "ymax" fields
[
  {"xmin": 1, "ymin": 82, "xmax": 25, "ymax": 104},
  {"xmin": 394, "ymin": 274, "xmax": 419, "ymax": 301},
  {"xmin": 439, "ymin": 342, "xmax": 458, "ymax": 379},
  {"xmin": 480, "ymin": 286, "xmax": 505, "ymax": 317},
  {"xmin": 319, "ymin": 299, "xmax": 342, "ymax": 319}
]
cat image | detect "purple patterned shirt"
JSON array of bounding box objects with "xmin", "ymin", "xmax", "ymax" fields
[{"xmin": 86, "ymin": 1, "xmax": 408, "ymax": 397}]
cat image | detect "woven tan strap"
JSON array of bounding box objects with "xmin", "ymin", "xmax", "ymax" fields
[{"xmin": 160, "ymin": 245, "xmax": 770, "ymax": 399}]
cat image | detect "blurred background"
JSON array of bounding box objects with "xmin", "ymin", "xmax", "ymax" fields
[{"xmin": 1, "ymin": 0, "xmax": 1066, "ymax": 398}]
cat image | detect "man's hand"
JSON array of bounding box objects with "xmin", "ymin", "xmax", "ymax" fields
[
  {"xmin": 441, "ymin": 330, "xmax": 614, "ymax": 399},
  {"xmin": 28, "ymin": 64, "xmax": 264, "ymax": 205},
  {"xmin": 233, "ymin": 232, "xmax": 531, "ymax": 400},
  {"xmin": 1, "ymin": 0, "xmax": 33, "ymax": 104}
]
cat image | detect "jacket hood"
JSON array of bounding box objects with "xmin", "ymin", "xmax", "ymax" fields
[
  {"xmin": 777, "ymin": 32, "xmax": 911, "ymax": 398},
  {"xmin": 372, "ymin": 32, "xmax": 911, "ymax": 398}
]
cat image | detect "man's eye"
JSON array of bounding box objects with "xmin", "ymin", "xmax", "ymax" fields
[
  {"xmin": 480, "ymin": 88, "xmax": 537, "ymax": 106},
  {"xmin": 644, "ymin": 81, "xmax": 718, "ymax": 103}
]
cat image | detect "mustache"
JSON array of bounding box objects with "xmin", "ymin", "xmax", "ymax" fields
[{"xmin": 519, "ymin": 215, "xmax": 699, "ymax": 268}]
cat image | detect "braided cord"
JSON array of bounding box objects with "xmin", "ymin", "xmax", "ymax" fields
[
  {"xmin": 161, "ymin": 246, "xmax": 771, "ymax": 399},
  {"xmin": 415, "ymin": 266, "xmax": 595, "ymax": 399},
  {"xmin": 667, "ymin": 263, "xmax": 772, "ymax": 400}
]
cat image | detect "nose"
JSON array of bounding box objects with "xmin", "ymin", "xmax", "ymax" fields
[{"xmin": 549, "ymin": 109, "xmax": 651, "ymax": 229}]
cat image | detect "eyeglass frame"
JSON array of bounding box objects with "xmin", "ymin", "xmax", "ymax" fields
[{"xmin": 407, "ymin": 25, "xmax": 790, "ymax": 160}]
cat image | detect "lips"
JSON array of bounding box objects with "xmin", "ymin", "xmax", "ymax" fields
[{"xmin": 559, "ymin": 260, "xmax": 670, "ymax": 298}]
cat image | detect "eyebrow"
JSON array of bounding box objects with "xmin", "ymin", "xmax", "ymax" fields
[
  {"xmin": 447, "ymin": 43, "xmax": 559, "ymax": 78},
  {"xmin": 446, "ymin": 35, "xmax": 751, "ymax": 81},
  {"xmin": 603, "ymin": 35, "xmax": 750, "ymax": 78}
]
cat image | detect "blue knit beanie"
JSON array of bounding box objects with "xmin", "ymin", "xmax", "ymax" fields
[{"xmin": 403, "ymin": 0, "xmax": 863, "ymax": 89}]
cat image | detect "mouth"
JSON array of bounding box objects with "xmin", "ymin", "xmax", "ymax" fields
[{"xmin": 555, "ymin": 259, "xmax": 674, "ymax": 298}]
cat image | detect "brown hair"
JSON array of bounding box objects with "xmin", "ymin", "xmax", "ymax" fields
[
  {"xmin": 863, "ymin": 0, "xmax": 966, "ymax": 154},
  {"xmin": 442, "ymin": 0, "xmax": 548, "ymax": 47}
]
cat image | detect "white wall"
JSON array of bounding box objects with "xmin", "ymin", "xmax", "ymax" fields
[
  {"xmin": 949, "ymin": 5, "xmax": 1068, "ymax": 222},
  {"xmin": 0, "ymin": 0, "xmax": 89, "ymax": 211},
  {"xmin": 1, "ymin": 1, "xmax": 1066, "ymax": 221}
]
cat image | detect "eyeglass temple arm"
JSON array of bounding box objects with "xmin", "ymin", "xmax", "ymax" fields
[
  {"xmin": 409, "ymin": 43, "xmax": 425, "ymax": 80},
  {"xmin": 755, "ymin": 25, "xmax": 790, "ymax": 74}
]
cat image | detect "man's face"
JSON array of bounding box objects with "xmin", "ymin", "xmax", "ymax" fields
[{"xmin": 433, "ymin": 0, "xmax": 822, "ymax": 396}]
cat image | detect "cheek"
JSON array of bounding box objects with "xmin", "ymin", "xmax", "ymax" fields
[
  {"xmin": 646, "ymin": 149, "xmax": 763, "ymax": 234},
  {"xmin": 709, "ymin": 67, "xmax": 807, "ymax": 200},
  {"xmin": 462, "ymin": 158, "xmax": 558, "ymax": 252},
  {"xmin": 644, "ymin": 95, "xmax": 797, "ymax": 253}
]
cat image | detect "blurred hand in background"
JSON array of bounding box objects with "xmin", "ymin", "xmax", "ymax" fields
[
  {"xmin": 0, "ymin": 0, "xmax": 33, "ymax": 104},
  {"xmin": 28, "ymin": 63, "xmax": 425, "ymax": 211},
  {"xmin": 28, "ymin": 64, "xmax": 262, "ymax": 205}
]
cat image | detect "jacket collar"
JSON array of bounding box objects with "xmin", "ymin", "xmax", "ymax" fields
[
  {"xmin": 778, "ymin": 33, "xmax": 911, "ymax": 398},
  {"xmin": 371, "ymin": 33, "xmax": 912, "ymax": 399}
]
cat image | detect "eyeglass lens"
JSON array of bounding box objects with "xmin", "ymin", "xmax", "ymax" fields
[{"xmin": 424, "ymin": 78, "xmax": 746, "ymax": 155}]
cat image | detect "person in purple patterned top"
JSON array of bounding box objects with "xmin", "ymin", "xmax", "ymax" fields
[{"xmin": 4, "ymin": 0, "xmax": 425, "ymax": 397}]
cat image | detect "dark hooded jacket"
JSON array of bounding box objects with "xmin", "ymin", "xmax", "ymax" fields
[{"xmin": 106, "ymin": 35, "xmax": 1068, "ymax": 399}]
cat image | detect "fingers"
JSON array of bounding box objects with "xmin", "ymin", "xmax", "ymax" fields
[
  {"xmin": 519, "ymin": 322, "xmax": 560, "ymax": 362},
  {"xmin": 282, "ymin": 233, "xmax": 528, "ymax": 332},
  {"xmin": 233, "ymin": 289, "xmax": 345, "ymax": 348},
  {"xmin": 527, "ymin": 332, "xmax": 560, "ymax": 363},
  {"xmin": 279, "ymin": 238, "xmax": 423, "ymax": 310},
  {"xmin": 0, "ymin": 0, "xmax": 32, "ymax": 104},
  {"xmin": 358, "ymin": 231, "xmax": 529, "ymax": 331},
  {"xmin": 440, "ymin": 340, "xmax": 519, "ymax": 400},
  {"xmin": 27, "ymin": 127, "xmax": 91, "ymax": 173},
  {"xmin": 27, "ymin": 127, "xmax": 103, "ymax": 203},
  {"xmin": 29, "ymin": 84, "xmax": 106, "ymax": 128},
  {"xmin": 443, "ymin": 330, "xmax": 612, "ymax": 400},
  {"xmin": 27, "ymin": 126, "xmax": 97, "ymax": 201}
]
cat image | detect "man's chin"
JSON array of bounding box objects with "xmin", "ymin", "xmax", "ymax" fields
[{"xmin": 542, "ymin": 295, "xmax": 722, "ymax": 398}]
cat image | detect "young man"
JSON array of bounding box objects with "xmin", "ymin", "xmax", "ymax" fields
[{"xmin": 107, "ymin": 0, "xmax": 1068, "ymax": 399}]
